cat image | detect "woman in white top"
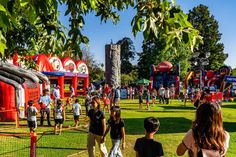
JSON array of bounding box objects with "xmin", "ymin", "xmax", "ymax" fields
[{"xmin": 177, "ymin": 102, "xmax": 230, "ymax": 157}]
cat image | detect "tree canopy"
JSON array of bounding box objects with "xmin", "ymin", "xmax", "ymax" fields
[
  {"xmin": 188, "ymin": 4, "xmax": 228, "ymax": 69},
  {"xmin": 137, "ymin": 37, "xmax": 191, "ymax": 79},
  {"xmin": 116, "ymin": 37, "xmax": 136, "ymax": 74},
  {"xmin": 0, "ymin": 0, "xmax": 202, "ymax": 60}
]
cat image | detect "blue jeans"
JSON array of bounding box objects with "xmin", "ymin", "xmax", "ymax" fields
[{"xmin": 109, "ymin": 139, "xmax": 122, "ymax": 157}]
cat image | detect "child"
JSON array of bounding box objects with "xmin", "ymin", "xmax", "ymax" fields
[
  {"xmin": 54, "ymin": 99, "xmax": 65, "ymax": 135},
  {"xmin": 102, "ymin": 106, "xmax": 125, "ymax": 157},
  {"xmin": 151, "ymin": 89, "xmax": 156, "ymax": 105},
  {"xmin": 183, "ymin": 89, "xmax": 188, "ymax": 107},
  {"xmin": 103, "ymin": 94, "xmax": 110, "ymax": 114},
  {"xmin": 158, "ymin": 85, "xmax": 165, "ymax": 104},
  {"xmin": 66, "ymin": 97, "xmax": 73, "ymax": 110},
  {"xmin": 27, "ymin": 100, "xmax": 38, "ymax": 132},
  {"xmin": 164, "ymin": 87, "xmax": 170, "ymax": 104},
  {"xmin": 71, "ymin": 99, "xmax": 82, "ymax": 128},
  {"xmin": 138, "ymin": 91, "xmax": 143, "ymax": 110},
  {"xmin": 134, "ymin": 117, "xmax": 164, "ymax": 157},
  {"xmin": 146, "ymin": 89, "xmax": 150, "ymax": 110}
]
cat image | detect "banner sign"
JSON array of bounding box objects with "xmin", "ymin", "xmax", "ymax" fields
[
  {"xmin": 224, "ymin": 76, "xmax": 236, "ymax": 83},
  {"xmin": 120, "ymin": 89, "xmax": 127, "ymax": 99}
]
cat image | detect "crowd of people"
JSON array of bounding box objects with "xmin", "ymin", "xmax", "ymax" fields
[
  {"xmin": 27, "ymin": 85, "xmax": 81, "ymax": 135},
  {"xmin": 25, "ymin": 82, "xmax": 230, "ymax": 157},
  {"xmin": 85, "ymin": 83, "xmax": 177, "ymax": 112}
]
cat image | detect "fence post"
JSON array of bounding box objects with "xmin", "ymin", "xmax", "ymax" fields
[
  {"xmin": 15, "ymin": 110, "xmax": 19, "ymax": 128},
  {"xmin": 30, "ymin": 132, "xmax": 37, "ymax": 157}
]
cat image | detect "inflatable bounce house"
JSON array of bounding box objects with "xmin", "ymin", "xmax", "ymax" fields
[
  {"xmin": 34, "ymin": 54, "xmax": 89, "ymax": 98},
  {"xmin": 184, "ymin": 66, "xmax": 231, "ymax": 92},
  {"xmin": 0, "ymin": 53, "xmax": 89, "ymax": 123},
  {"xmin": 184, "ymin": 66, "xmax": 231, "ymax": 103},
  {"xmin": 0, "ymin": 61, "xmax": 49, "ymax": 122},
  {"xmin": 150, "ymin": 61, "xmax": 180, "ymax": 95}
]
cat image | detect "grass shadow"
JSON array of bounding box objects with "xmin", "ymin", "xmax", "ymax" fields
[
  {"xmin": 136, "ymin": 110, "xmax": 194, "ymax": 113},
  {"xmin": 223, "ymin": 122, "xmax": 236, "ymax": 132},
  {"xmin": 160, "ymin": 105, "xmax": 196, "ymax": 110},
  {"xmin": 124, "ymin": 117, "xmax": 192, "ymax": 135},
  {"xmin": 37, "ymin": 146, "xmax": 86, "ymax": 150},
  {"xmin": 221, "ymin": 105, "xmax": 236, "ymax": 109}
]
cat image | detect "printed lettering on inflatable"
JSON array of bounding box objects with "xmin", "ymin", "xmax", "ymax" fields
[
  {"xmin": 76, "ymin": 61, "xmax": 89, "ymax": 95},
  {"xmin": 61, "ymin": 58, "xmax": 77, "ymax": 97},
  {"xmin": 157, "ymin": 61, "xmax": 173, "ymax": 72},
  {"xmin": 49, "ymin": 57, "xmax": 63, "ymax": 71},
  {"xmin": 62, "ymin": 58, "xmax": 77, "ymax": 73}
]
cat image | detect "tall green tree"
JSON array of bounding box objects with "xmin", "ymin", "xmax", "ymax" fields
[
  {"xmin": 0, "ymin": 0, "xmax": 202, "ymax": 61},
  {"xmin": 0, "ymin": 0, "xmax": 66, "ymax": 58},
  {"xmin": 121, "ymin": 68, "xmax": 138, "ymax": 85},
  {"xmin": 116, "ymin": 37, "xmax": 136, "ymax": 74},
  {"xmin": 188, "ymin": 4, "xmax": 228, "ymax": 69},
  {"xmin": 81, "ymin": 47, "xmax": 104, "ymax": 81},
  {"xmin": 232, "ymin": 68, "xmax": 236, "ymax": 76},
  {"xmin": 137, "ymin": 38, "xmax": 165, "ymax": 79},
  {"xmin": 137, "ymin": 37, "xmax": 191, "ymax": 79}
]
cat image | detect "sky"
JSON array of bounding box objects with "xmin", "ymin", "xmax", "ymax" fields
[{"xmin": 59, "ymin": 0, "xmax": 236, "ymax": 68}]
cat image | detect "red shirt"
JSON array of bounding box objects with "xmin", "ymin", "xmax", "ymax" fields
[{"xmin": 104, "ymin": 86, "xmax": 110, "ymax": 95}]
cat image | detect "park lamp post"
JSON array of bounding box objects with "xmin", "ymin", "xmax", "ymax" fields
[{"xmin": 192, "ymin": 52, "xmax": 210, "ymax": 90}]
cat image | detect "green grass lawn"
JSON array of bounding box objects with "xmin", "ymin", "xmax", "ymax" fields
[{"xmin": 0, "ymin": 99, "xmax": 236, "ymax": 157}]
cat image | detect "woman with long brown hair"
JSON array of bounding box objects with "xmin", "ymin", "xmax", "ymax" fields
[
  {"xmin": 177, "ymin": 103, "xmax": 230, "ymax": 157},
  {"xmin": 102, "ymin": 106, "xmax": 126, "ymax": 157}
]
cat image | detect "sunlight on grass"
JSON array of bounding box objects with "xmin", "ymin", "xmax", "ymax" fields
[{"xmin": 0, "ymin": 99, "xmax": 236, "ymax": 157}]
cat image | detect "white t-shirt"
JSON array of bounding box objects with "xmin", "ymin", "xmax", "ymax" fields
[
  {"xmin": 164, "ymin": 89, "xmax": 170, "ymax": 98},
  {"xmin": 54, "ymin": 106, "xmax": 63, "ymax": 119},
  {"xmin": 53, "ymin": 88, "xmax": 60, "ymax": 99},
  {"xmin": 72, "ymin": 103, "xmax": 81, "ymax": 116},
  {"xmin": 158, "ymin": 87, "xmax": 165, "ymax": 96},
  {"xmin": 27, "ymin": 106, "xmax": 38, "ymax": 121},
  {"xmin": 182, "ymin": 129, "xmax": 230, "ymax": 157},
  {"xmin": 39, "ymin": 95, "xmax": 52, "ymax": 109}
]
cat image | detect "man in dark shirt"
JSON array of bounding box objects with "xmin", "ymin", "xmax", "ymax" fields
[{"xmin": 134, "ymin": 117, "xmax": 164, "ymax": 157}]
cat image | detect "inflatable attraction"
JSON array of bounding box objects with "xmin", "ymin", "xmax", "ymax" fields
[
  {"xmin": 0, "ymin": 54, "xmax": 89, "ymax": 122},
  {"xmin": 150, "ymin": 61, "xmax": 180, "ymax": 95},
  {"xmin": 184, "ymin": 66, "xmax": 231, "ymax": 103},
  {"xmin": 0, "ymin": 61, "xmax": 45, "ymax": 121},
  {"xmin": 184, "ymin": 66, "xmax": 231, "ymax": 92}
]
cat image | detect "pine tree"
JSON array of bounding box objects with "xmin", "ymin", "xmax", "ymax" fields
[{"xmin": 188, "ymin": 4, "xmax": 228, "ymax": 69}]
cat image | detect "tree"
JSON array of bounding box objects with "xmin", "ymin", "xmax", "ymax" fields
[
  {"xmin": 0, "ymin": 0, "xmax": 202, "ymax": 61},
  {"xmin": 116, "ymin": 37, "xmax": 136, "ymax": 74},
  {"xmin": 188, "ymin": 4, "xmax": 228, "ymax": 69},
  {"xmin": 232, "ymin": 68, "xmax": 236, "ymax": 76},
  {"xmin": 137, "ymin": 37, "xmax": 191, "ymax": 79},
  {"xmin": 137, "ymin": 38, "xmax": 165, "ymax": 79},
  {"xmin": 81, "ymin": 47, "xmax": 104, "ymax": 81},
  {"xmin": 0, "ymin": 0, "xmax": 66, "ymax": 58},
  {"xmin": 121, "ymin": 68, "xmax": 138, "ymax": 85}
]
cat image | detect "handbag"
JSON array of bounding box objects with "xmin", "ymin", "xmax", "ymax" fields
[{"xmin": 198, "ymin": 149, "xmax": 221, "ymax": 157}]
